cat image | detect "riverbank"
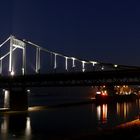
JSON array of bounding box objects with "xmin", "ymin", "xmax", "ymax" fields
[
  {"xmin": 68, "ymin": 117, "xmax": 140, "ymax": 140},
  {"xmin": 0, "ymin": 98, "xmax": 96, "ymax": 113}
]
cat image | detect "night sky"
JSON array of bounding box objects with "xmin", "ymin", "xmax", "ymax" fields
[{"xmin": 1, "ymin": 0, "xmax": 140, "ymax": 66}]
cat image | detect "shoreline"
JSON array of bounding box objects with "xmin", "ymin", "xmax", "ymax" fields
[{"xmin": 67, "ymin": 117, "xmax": 140, "ymax": 140}]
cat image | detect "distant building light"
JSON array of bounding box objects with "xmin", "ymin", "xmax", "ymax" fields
[
  {"xmin": 102, "ymin": 90, "xmax": 108, "ymax": 96},
  {"xmin": 27, "ymin": 89, "xmax": 31, "ymax": 93},
  {"xmin": 96, "ymin": 91, "xmax": 101, "ymax": 94}
]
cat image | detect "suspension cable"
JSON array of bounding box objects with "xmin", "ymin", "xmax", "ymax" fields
[
  {"xmin": 0, "ymin": 36, "xmax": 11, "ymax": 48},
  {"xmin": 0, "ymin": 47, "xmax": 17, "ymax": 60}
]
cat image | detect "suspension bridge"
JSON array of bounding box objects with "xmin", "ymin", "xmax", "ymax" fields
[
  {"xmin": 0, "ymin": 35, "xmax": 140, "ymax": 111},
  {"xmin": 0, "ymin": 35, "xmax": 140, "ymax": 76}
]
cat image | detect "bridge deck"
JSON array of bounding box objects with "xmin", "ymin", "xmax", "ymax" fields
[{"xmin": 0, "ymin": 69, "xmax": 140, "ymax": 87}]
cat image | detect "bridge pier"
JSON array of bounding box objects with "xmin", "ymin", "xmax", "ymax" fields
[{"xmin": 3, "ymin": 88, "xmax": 28, "ymax": 111}]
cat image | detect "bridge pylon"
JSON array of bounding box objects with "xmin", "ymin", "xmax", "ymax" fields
[{"xmin": 3, "ymin": 88, "xmax": 28, "ymax": 111}]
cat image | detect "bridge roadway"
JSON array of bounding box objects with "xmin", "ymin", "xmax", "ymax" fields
[{"xmin": 0, "ymin": 69, "xmax": 140, "ymax": 88}]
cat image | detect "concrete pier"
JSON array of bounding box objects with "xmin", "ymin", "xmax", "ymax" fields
[{"xmin": 3, "ymin": 88, "xmax": 28, "ymax": 111}]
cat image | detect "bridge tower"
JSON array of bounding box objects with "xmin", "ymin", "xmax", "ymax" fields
[
  {"xmin": 9, "ymin": 35, "xmax": 26, "ymax": 75},
  {"xmin": 5, "ymin": 36, "xmax": 28, "ymax": 111}
]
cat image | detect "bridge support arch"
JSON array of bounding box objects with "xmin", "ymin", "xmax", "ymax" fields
[{"xmin": 3, "ymin": 88, "xmax": 28, "ymax": 111}]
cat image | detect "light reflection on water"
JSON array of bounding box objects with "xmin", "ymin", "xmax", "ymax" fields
[
  {"xmin": 0, "ymin": 95, "xmax": 139, "ymax": 139},
  {"xmin": 97, "ymin": 104, "xmax": 108, "ymax": 124},
  {"xmin": 0, "ymin": 113, "xmax": 32, "ymax": 140},
  {"xmin": 117, "ymin": 102, "xmax": 130, "ymax": 118},
  {"xmin": 96, "ymin": 100, "xmax": 139, "ymax": 126}
]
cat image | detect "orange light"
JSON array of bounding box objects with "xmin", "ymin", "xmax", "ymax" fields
[
  {"xmin": 102, "ymin": 93, "xmax": 106, "ymax": 96},
  {"xmin": 101, "ymin": 90, "xmax": 108, "ymax": 96}
]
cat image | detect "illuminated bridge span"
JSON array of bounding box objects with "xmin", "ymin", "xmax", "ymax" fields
[
  {"xmin": 0, "ymin": 35, "xmax": 140, "ymax": 76},
  {"xmin": 0, "ymin": 35, "xmax": 140, "ymax": 111}
]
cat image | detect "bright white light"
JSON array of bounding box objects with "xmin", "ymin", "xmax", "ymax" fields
[
  {"xmin": 97, "ymin": 106, "xmax": 101, "ymax": 121},
  {"xmin": 27, "ymin": 89, "xmax": 31, "ymax": 93},
  {"xmin": 10, "ymin": 71, "xmax": 15, "ymax": 76},
  {"xmin": 114, "ymin": 64, "xmax": 118, "ymax": 68},
  {"xmin": 54, "ymin": 53, "xmax": 57, "ymax": 69},
  {"xmin": 96, "ymin": 91, "xmax": 101, "ymax": 94},
  {"xmin": 65, "ymin": 57, "xmax": 68, "ymax": 71},
  {"xmin": 25, "ymin": 117, "xmax": 31, "ymax": 138},
  {"xmin": 22, "ymin": 68, "xmax": 25, "ymax": 75}
]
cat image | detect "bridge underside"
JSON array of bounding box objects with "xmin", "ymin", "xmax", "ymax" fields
[
  {"xmin": 0, "ymin": 69, "xmax": 140, "ymax": 88},
  {"xmin": 0, "ymin": 69, "xmax": 140, "ymax": 111}
]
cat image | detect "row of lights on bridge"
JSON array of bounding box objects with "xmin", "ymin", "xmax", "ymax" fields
[
  {"xmin": 53, "ymin": 53, "xmax": 99, "ymax": 72},
  {"xmin": 50, "ymin": 53, "xmax": 118, "ymax": 72}
]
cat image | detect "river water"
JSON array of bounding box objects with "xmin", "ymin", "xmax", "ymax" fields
[{"xmin": 0, "ymin": 87, "xmax": 139, "ymax": 140}]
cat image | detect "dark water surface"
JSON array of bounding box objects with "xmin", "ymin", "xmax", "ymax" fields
[{"xmin": 0, "ymin": 87, "xmax": 139, "ymax": 140}]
